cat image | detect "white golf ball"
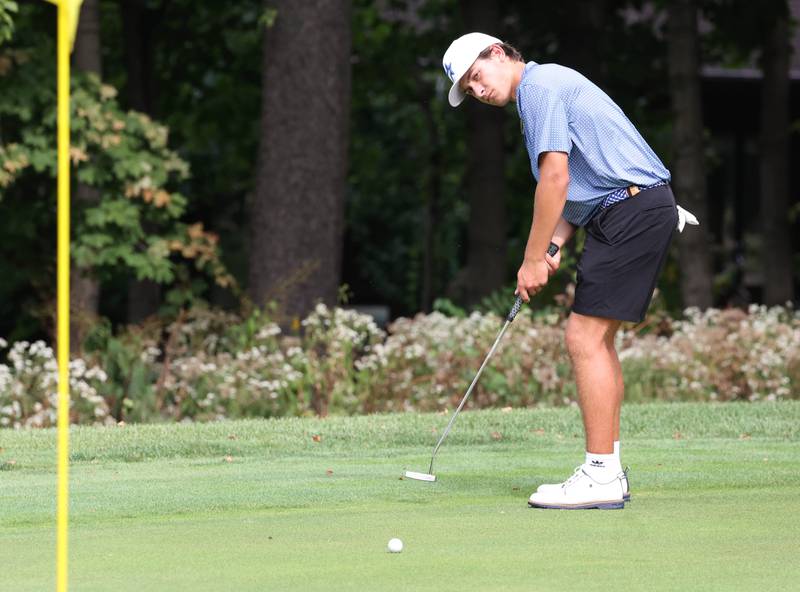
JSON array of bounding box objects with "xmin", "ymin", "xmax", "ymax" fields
[{"xmin": 387, "ymin": 538, "xmax": 403, "ymax": 553}]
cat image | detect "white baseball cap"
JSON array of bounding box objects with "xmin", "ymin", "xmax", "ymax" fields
[{"xmin": 442, "ymin": 32, "xmax": 502, "ymax": 107}]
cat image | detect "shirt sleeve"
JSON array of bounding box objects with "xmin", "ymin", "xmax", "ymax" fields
[{"xmin": 518, "ymin": 84, "xmax": 572, "ymax": 179}]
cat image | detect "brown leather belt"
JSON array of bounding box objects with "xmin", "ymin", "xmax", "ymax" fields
[{"xmin": 626, "ymin": 185, "xmax": 641, "ymax": 197}]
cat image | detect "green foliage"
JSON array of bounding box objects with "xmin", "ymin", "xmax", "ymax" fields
[
  {"xmin": 2, "ymin": 54, "xmax": 184, "ymax": 280},
  {"xmin": 0, "ymin": 15, "xmax": 236, "ymax": 337},
  {"xmin": 3, "ymin": 304, "xmax": 798, "ymax": 427},
  {"xmin": 432, "ymin": 297, "xmax": 466, "ymax": 318},
  {"xmin": 82, "ymin": 318, "xmax": 161, "ymax": 422},
  {"xmin": 347, "ymin": 0, "xmax": 467, "ymax": 314},
  {"xmin": 474, "ymin": 286, "xmax": 566, "ymax": 321},
  {"xmin": 701, "ymin": 0, "xmax": 791, "ymax": 66},
  {"xmin": 0, "ymin": 0, "xmax": 16, "ymax": 45},
  {"xmin": 0, "ymin": 0, "xmax": 787, "ymax": 344},
  {"xmin": 259, "ymin": 7, "xmax": 277, "ymax": 29},
  {"xmin": 345, "ymin": 1, "xmax": 695, "ymax": 316},
  {"xmin": 98, "ymin": 0, "xmax": 265, "ymax": 292},
  {"xmin": 300, "ymin": 303, "xmax": 385, "ymax": 415}
]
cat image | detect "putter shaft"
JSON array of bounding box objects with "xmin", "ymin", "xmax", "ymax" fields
[
  {"xmin": 410, "ymin": 244, "xmax": 559, "ymax": 481},
  {"xmin": 427, "ymin": 318, "xmax": 512, "ymax": 475}
]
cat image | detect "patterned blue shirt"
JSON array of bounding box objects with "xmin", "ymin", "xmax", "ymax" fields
[{"xmin": 516, "ymin": 62, "xmax": 670, "ymax": 226}]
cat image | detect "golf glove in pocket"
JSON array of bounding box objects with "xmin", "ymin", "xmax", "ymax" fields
[{"xmin": 676, "ymin": 205, "xmax": 699, "ymax": 233}]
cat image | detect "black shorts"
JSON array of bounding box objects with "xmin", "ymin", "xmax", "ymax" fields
[{"xmin": 572, "ymin": 184, "xmax": 678, "ymax": 323}]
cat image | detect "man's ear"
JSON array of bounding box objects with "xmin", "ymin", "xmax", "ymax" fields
[{"xmin": 491, "ymin": 44, "xmax": 505, "ymax": 60}]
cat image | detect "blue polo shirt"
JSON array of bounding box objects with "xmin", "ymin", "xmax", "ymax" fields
[{"xmin": 516, "ymin": 62, "xmax": 670, "ymax": 226}]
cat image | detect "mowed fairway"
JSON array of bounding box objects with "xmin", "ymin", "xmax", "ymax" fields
[{"xmin": 2, "ymin": 402, "xmax": 799, "ymax": 591}]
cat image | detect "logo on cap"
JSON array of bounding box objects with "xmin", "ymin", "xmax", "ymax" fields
[{"xmin": 444, "ymin": 62, "xmax": 455, "ymax": 82}]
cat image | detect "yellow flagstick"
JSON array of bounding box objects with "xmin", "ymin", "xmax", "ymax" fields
[
  {"xmin": 41, "ymin": 0, "xmax": 83, "ymax": 590},
  {"xmin": 55, "ymin": 1, "xmax": 70, "ymax": 589}
]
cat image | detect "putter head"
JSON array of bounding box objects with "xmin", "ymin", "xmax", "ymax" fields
[{"xmin": 403, "ymin": 470, "xmax": 436, "ymax": 482}]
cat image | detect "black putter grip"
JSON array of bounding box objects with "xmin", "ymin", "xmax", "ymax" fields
[{"xmin": 507, "ymin": 242, "xmax": 560, "ymax": 322}]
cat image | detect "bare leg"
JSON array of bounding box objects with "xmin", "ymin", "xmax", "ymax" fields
[
  {"xmin": 609, "ymin": 339, "xmax": 624, "ymax": 442},
  {"xmin": 565, "ymin": 312, "xmax": 623, "ymax": 454}
]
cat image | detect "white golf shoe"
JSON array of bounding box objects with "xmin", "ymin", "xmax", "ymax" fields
[
  {"xmin": 528, "ymin": 465, "xmax": 625, "ymax": 510},
  {"xmin": 536, "ymin": 466, "xmax": 631, "ymax": 503},
  {"xmin": 621, "ymin": 466, "xmax": 631, "ymax": 502},
  {"xmin": 534, "ymin": 466, "xmax": 580, "ymax": 494}
]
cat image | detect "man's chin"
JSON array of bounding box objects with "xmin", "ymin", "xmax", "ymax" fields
[{"xmin": 481, "ymin": 95, "xmax": 507, "ymax": 107}]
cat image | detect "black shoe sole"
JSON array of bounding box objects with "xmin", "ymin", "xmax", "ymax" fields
[{"xmin": 528, "ymin": 500, "xmax": 625, "ymax": 510}]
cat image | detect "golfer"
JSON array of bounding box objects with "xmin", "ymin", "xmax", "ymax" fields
[{"xmin": 442, "ymin": 33, "xmax": 697, "ymax": 510}]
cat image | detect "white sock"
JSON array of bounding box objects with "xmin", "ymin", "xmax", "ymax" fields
[
  {"xmin": 585, "ymin": 451, "xmax": 622, "ymax": 482},
  {"xmin": 614, "ymin": 440, "xmax": 621, "ymax": 463}
]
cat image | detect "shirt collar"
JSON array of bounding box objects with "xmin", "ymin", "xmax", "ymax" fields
[{"xmin": 515, "ymin": 61, "xmax": 539, "ymax": 102}]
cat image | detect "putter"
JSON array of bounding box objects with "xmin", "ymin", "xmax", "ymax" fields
[{"xmin": 404, "ymin": 243, "xmax": 559, "ymax": 482}]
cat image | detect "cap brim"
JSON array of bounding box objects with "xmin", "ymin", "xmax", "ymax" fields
[{"xmin": 448, "ymin": 82, "xmax": 466, "ymax": 107}]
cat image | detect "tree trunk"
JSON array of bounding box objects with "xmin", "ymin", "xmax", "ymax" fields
[
  {"xmin": 666, "ymin": 0, "xmax": 713, "ymax": 309},
  {"xmin": 73, "ymin": 0, "xmax": 101, "ymax": 73},
  {"xmin": 461, "ymin": 0, "xmax": 507, "ymax": 304},
  {"xmin": 121, "ymin": 0, "xmax": 162, "ymax": 322},
  {"xmin": 120, "ymin": 0, "xmax": 157, "ymax": 113},
  {"xmin": 249, "ymin": 0, "xmax": 351, "ymax": 325},
  {"xmin": 70, "ymin": 0, "xmax": 102, "ymax": 352},
  {"xmin": 759, "ymin": 12, "xmax": 793, "ymax": 305}
]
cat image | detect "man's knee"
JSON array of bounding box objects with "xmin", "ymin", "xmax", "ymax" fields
[
  {"xmin": 565, "ymin": 316, "xmax": 593, "ymax": 361},
  {"xmin": 565, "ymin": 313, "xmax": 616, "ymax": 361}
]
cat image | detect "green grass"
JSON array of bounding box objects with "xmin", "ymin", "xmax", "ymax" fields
[{"xmin": 2, "ymin": 402, "xmax": 800, "ymax": 591}]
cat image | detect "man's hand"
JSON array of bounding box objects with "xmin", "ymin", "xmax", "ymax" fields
[
  {"xmin": 516, "ymin": 258, "xmax": 550, "ymax": 302},
  {"xmin": 545, "ymin": 248, "xmax": 561, "ymax": 276}
]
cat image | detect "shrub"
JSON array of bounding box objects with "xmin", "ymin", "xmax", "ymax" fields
[
  {"xmin": 0, "ymin": 338, "xmax": 112, "ymax": 428},
  {"xmin": 1, "ymin": 303, "xmax": 797, "ymax": 427},
  {"xmin": 618, "ymin": 305, "xmax": 800, "ymax": 402}
]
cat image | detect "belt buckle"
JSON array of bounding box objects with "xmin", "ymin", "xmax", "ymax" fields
[{"xmin": 627, "ymin": 185, "xmax": 640, "ymax": 198}]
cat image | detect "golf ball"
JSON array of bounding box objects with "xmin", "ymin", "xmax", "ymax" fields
[{"xmin": 387, "ymin": 538, "xmax": 403, "ymax": 553}]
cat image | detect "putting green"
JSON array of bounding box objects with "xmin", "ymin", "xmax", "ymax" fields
[{"xmin": 2, "ymin": 402, "xmax": 799, "ymax": 591}]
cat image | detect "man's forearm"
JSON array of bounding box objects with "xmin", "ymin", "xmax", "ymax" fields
[
  {"xmin": 551, "ymin": 216, "xmax": 577, "ymax": 248},
  {"xmin": 524, "ymin": 179, "xmax": 568, "ymax": 261}
]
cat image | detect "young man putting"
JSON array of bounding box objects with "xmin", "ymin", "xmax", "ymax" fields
[{"xmin": 442, "ymin": 33, "xmax": 696, "ymax": 510}]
